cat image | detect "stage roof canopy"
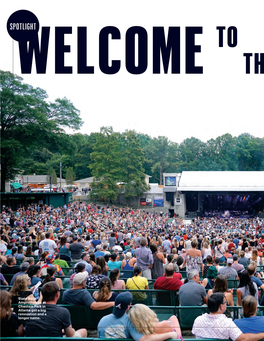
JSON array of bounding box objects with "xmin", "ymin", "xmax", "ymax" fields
[{"xmin": 178, "ymin": 171, "xmax": 264, "ymax": 191}]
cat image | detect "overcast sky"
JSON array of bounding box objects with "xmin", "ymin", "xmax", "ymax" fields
[{"xmin": 1, "ymin": 0, "xmax": 264, "ymax": 144}]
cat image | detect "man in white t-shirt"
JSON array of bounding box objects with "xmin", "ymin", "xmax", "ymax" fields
[
  {"xmin": 192, "ymin": 292, "xmax": 264, "ymax": 341},
  {"xmin": 39, "ymin": 232, "xmax": 58, "ymax": 255}
]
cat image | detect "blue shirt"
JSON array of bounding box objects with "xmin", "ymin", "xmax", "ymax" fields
[
  {"xmin": 98, "ymin": 313, "xmax": 143, "ymax": 341},
  {"xmin": 234, "ymin": 316, "xmax": 264, "ymax": 333}
]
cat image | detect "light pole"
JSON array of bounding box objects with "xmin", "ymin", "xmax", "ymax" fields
[
  {"xmin": 60, "ymin": 162, "xmax": 62, "ymax": 191},
  {"xmin": 49, "ymin": 176, "xmax": 52, "ymax": 192}
]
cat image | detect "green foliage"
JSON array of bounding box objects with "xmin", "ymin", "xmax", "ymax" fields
[
  {"xmin": 46, "ymin": 167, "xmax": 57, "ymax": 184},
  {"xmin": 144, "ymin": 136, "xmax": 178, "ymax": 184},
  {"xmin": 0, "ymin": 70, "xmax": 82, "ymax": 191},
  {"xmin": 120, "ymin": 130, "xmax": 150, "ymax": 201},
  {"xmin": 66, "ymin": 167, "xmax": 76, "ymax": 185},
  {"xmin": 89, "ymin": 127, "xmax": 122, "ymax": 202}
]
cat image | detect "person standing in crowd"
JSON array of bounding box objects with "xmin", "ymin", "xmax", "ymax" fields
[
  {"xmin": 150, "ymin": 243, "xmax": 165, "ymax": 279},
  {"xmin": 181, "ymin": 240, "xmax": 203, "ymax": 274},
  {"xmin": 39, "ymin": 232, "xmax": 58, "ymax": 255},
  {"xmin": 134, "ymin": 238, "xmax": 153, "ymax": 279},
  {"xmin": 68, "ymin": 236, "xmax": 84, "ymax": 261}
]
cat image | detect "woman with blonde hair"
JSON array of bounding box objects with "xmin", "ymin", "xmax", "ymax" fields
[
  {"xmin": 0, "ymin": 290, "xmax": 24, "ymax": 336},
  {"xmin": 10, "ymin": 274, "xmax": 42, "ymax": 305},
  {"xmin": 128, "ymin": 304, "xmax": 182, "ymax": 340}
]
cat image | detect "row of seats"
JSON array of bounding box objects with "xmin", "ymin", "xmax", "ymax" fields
[
  {"xmin": 1, "ymin": 337, "xmax": 231, "ymax": 341},
  {"xmin": 9, "ymin": 304, "xmax": 264, "ymax": 330}
]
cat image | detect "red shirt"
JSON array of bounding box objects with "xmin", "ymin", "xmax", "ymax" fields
[{"xmin": 154, "ymin": 276, "xmax": 183, "ymax": 291}]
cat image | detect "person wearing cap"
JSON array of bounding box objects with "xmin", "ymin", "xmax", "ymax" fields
[
  {"xmin": 98, "ymin": 292, "xmax": 181, "ymax": 341},
  {"xmin": 10, "ymin": 261, "xmax": 30, "ymax": 286},
  {"xmin": 25, "ymin": 281, "xmax": 87, "ymax": 337},
  {"xmin": 62, "ymin": 271, "xmax": 114, "ymax": 310},
  {"xmin": 68, "ymin": 236, "xmax": 84, "ymax": 261},
  {"xmin": 232, "ymin": 254, "xmax": 245, "ymax": 272},
  {"xmin": 218, "ymin": 257, "xmax": 238, "ymax": 279},
  {"xmin": 192, "ymin": 292, "xmax": 264, "ymax": 341}
]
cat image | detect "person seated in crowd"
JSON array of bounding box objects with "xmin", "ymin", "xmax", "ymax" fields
[
  {"xmin": 237, "ymin": 270, "xmax": 259, "ymax": 306},
  {"xmin": 9, "ymin": 274, "xmax": 42, "ymax": 305},
  {"xmin": 206, "ymin": 274, "xmax": 234, "ymax": 306},
  {"xmin": 108, "ymin": 252, "xmax": 122, "ymax": 273},
  {"xmin": 232, "ymin": 254, "xmax": 245, "ymax": 272},
  {"xmin": 94, "ymin": 244, "xmax": 105, "ymax": 258},
  {"xmin": 86, "ymin": 264, "xmax": 104, "ymax": 289},
  {"xmin": 218, "ymin": 257, "xmax": 238, "ymax": 279},
  {"xmin": 10, "ymin": 261, "xmax": 30, "ymax": 286},
  {"xmin": 247, "ymin": 263, "xmax": 264, "ymax": 290},
  {"xmin": 201, "ymin": 265, "xmax": 218, "ymax": 290},
  {"xmin": 109, "ymin": 268, "xmax": 126, "ymax": 290},
  {"xmin": 213, "ymin": 257, "xmax": 223, "ymax": 272},
  {"xmin": 27, "ymin": 264, "xmax": 42, "ymax": 287},
  {"xmin": 238, "ymin": 250, "xmax": 249, "ymax": 267},
  {"xmin": 179, "ymin": 269, "xmax": 207, "ymax": 306},
  {"xmin": 128, "ymin": 304, "xmax": 182, "ymax": 341},
  {"xmin": 98, "ymin": 292, "xmax": 181, "ymax": 341},
  {"xmin": 53, "ymin": 253, "xmax": 69, "ymax": 268},
  {"xmin": 154, "ymin": 263, "xmax": 183, "ymax": 291},
  {"xmin": 0, "ymin": 256, "xmax": 20, "ymax": 275},
  {"xmin": 0, "ymin": 290, "xmax": 24, "ymax": 337},
  {"xmin": 41, "ymin": 253, "xmax": 64, "ymax": 276},
  {"xmin": 126, "ymin": 266, "xmax": 149, "ymax": 302},
  {"xmin": 234, "ymin": 295, "xmax": 264, "ymax": 333},
  {"xmin": 25, "ymin": 281, "xmax": 87, "ymax": 337},
  {"xmin": 41, "ymin": 265, "xmax": 63, "ymax": 289},
  {"xmin": 202, "ymin": 255, "xmax": 214, "ymax": 278},
  {"xmin": 62, "ymin": 271, "xmax": 115, "ymax": 309},
  {"xmin": 96, "ymin": 255, "xmax": 109, "ymax": 276},
  {"xmin": 192, "ymin": 292, "xmax": 264, "ymax": 341},
  {"xmin": 70, "ymin": 262, "xmax": 86, "ymax": 288},
  {"xmin": 92, "ymin": 276, "xmax": 119, "ymax": 302},
  {"xmin": 74, "ymin": 252, "xmax": 92, "ymax": 274}
]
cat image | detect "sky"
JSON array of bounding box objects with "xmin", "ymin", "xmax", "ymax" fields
[{"xmin": 1, "ymin": 0, "xmax": 264, "ymax": 144}]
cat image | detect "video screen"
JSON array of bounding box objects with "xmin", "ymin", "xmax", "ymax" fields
[{"xmin": 165, "ymin": 176, "xmax": 176, "ymax": 186}]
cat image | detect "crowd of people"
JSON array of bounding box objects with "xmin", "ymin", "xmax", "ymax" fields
[{"xmin": 1, "ymin": 201, "xmax": 264, "ymax": 340}]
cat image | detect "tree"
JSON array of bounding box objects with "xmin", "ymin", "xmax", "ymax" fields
[
  {"xmin": 46, "ymin": 167, "xmax": 57, "ymax": 185},
  {"xmin": 145, "ymin": 136, "xmax": 177, "ymax": 184},
  {"xmin": 0, "ymin": 70, "xmax": 83, "ymax": 192},
  {"xmin": 89, "ymin": 127, "xmax": 122, "ymax": 202},
  {"xmin": 66, "ymin": 167, "xmax": 76, "ymax": 185},
  {"xmin": 120, "ymin": 130, "xmax": 149, "ymax": 203}
]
